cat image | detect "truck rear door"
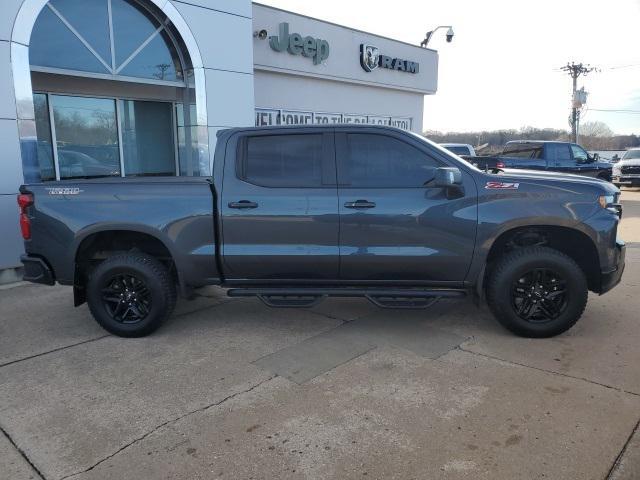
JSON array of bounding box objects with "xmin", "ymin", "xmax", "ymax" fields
[{"xmin": 220, "ymin": 131, "xmax": 339, "ymax": 281}]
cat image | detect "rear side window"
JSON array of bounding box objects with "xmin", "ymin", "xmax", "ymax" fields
[
  {"xmin": 239, "ymin": 134, "xmax": 324, "ymax": 187},
  {"xmin": 340, "ymin": 134, "xmax": 441, "ymax": 187},
  {"xmin": 546, "ymin": 143, "xmax": 572, "ymax": 164},
  {"xmin": 502, "ymin": 143, "xmax": 544, "ymax": 159}
]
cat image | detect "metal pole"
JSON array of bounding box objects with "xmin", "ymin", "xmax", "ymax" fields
[{"xmin": 572, "ymin": 74, "xmax": 578, "ymax": 143}]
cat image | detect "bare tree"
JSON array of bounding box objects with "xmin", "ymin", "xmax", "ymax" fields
[{"xmin": 581, "ymin": 121, "xmax": 614, "ymax": 138}]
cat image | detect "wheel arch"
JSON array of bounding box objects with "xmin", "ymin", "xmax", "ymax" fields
[
  {"xmin": 481, "ymin": 224, "xmax": 601, "ymax": 293},
  {"xmin": 72, "ymin": 224, "xmax": 184, "ymax": 305}
]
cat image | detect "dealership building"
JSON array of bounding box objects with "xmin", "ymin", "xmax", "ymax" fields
[{"xmin": 0, "ymin": 0, "xmax": 439, "ymax": 278}]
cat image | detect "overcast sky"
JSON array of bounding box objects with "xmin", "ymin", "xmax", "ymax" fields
[{"xmin": 257, "ymin": 0, "xmax": 640, "ymax": 135}]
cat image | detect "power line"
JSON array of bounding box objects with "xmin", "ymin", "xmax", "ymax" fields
[
  {"xmin": 588, "ymin": 108, "xmax": 640, "ymax": 114},
  {"xmin": 604, "ymin": 63, "xmax": 640, "ymax": 70}
]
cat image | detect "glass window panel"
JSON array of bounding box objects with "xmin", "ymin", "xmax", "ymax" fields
[
  {"xmin": 120, "ymin": 100, "xmax": 175, "ymax": 176},
  {"xmin": 177, "ymin": 126, "xmax": 209, "ymax": 177},
  {"xmin": 112, "ymin": 0, "xmax": 161, "ymax": 67},
  {"xmin": 571, "ymin": 145, "xmax": 589, "ymax": 162},
  {"xmin": 49, "ymin": 0, "xmax": 111, "ymax": 65},
  {"xmin": 30, "ymin": 6, "xmax": 109, "ymax": 74},
  {"xmin": 502, "ymin": 143, "xmax": 544, "ymax": 159},
  {"xmin": 51, "ymin": 95, "xmax": 120, "ymax": 179},
  {"xmin": 119, "ymin": 30, "xmax": 182, "ymax": 81},
  {"xmin": 176, "ymin": 103, "xmax": 197, "ymax": 127},
  {"xmin": 242, "ymin": 135, "xmax": 324, "ymax": 187},
  {"xmin": 33, "ymin": 94, "xmax": 56, "ymax": 181},
  {"xmin": 343, "ymin": 134, "xmax": 440, "ymax": 188}
]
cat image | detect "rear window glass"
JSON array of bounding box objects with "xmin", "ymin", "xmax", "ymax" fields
[
  {"xmin": 444, "ymin": 146, "xmax": 471, "ymax": 155},
  {"xmin": 502, "ymin": 143, "xmax": 544, "ymax": 159},
  {"xmin": 240, "ymin": 134, "xmax": 324, "ymax": 187}
]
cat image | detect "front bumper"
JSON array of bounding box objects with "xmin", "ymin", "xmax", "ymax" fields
[
  {"xmin": 600, "ymin": 240, "xmax": 625, "ymax": 294},
  {"xmin": 20, "ymin": 254, "xmax": 55, "ymax": 285}
]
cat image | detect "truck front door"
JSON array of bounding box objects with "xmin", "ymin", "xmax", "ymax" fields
[
  {"xmin": 220, "ymin": 131, "xmax": 339, "ymax": 281},
  {"xmin": 335, "ymin": 129, "xmax": 478, "ymax": 284}
]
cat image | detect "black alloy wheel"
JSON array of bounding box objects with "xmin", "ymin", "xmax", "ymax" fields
[
  {"xmin": 511, "ymin": 268, "xmax": 568, "ymax": 323},
  {"xmin": 101, "ymin": 273, "xmax": 152, "ymax": 324},
  {"xmin": 87, "ymin": 253, "xmax": 176, "ymax": 337},
  {"xmin": 486, "ymin": 246, "xmax": 588, "ymax": 338}
]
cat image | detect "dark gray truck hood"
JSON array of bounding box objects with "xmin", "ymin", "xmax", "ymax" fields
[{"xmin": 497, "ymin": 168, "xmax": 618, "ymax": 193}]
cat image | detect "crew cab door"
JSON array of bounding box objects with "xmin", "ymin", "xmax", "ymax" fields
[
  {"xmin": 547, "ymin": 143, "xmax": 574, "ymax": 173},
  {"xmin": 335, "ymin": 129, "xmax": 478, "ymax": 283},
  {"xmin": 220, "ymin": 131, "xmax": 339, "ymax": 281}
]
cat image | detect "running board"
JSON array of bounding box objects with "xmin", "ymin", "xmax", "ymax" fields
[{"xmin": 226, "ymin": 288, "xmax": 467, "ymax": 309}]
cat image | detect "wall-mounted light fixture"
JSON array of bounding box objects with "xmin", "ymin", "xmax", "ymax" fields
[{"xmin": 421, "ymin": 26, "xmax": 454, "ymax": 47}]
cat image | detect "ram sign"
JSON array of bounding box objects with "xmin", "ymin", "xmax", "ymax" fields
[{"xmin": 255, "ymin": 108, "xmax": 412, "ymax": 131}]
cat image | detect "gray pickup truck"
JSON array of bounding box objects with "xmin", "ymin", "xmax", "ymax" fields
[{"xmin": 18, "ymin": 125, "xmax": 625, "ymax": 338}]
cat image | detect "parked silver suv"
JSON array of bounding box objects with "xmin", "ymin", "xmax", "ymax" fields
[{"xmin": 613, "ymin": 148, "xmax": 640, "ymax": 187}]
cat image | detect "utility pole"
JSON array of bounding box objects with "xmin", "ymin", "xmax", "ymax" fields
[{"xmin": 560, "ymin": 62, "xmax": 595, "ymax": 143}]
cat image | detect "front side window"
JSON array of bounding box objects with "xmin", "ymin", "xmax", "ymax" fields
[
  {"xmin": 571, "ymin": 145, "xmax": 589, "ymax": 162},
  {"xmin": 30, "ymin": 0, "xmax": 183, "ymax": 82},
  {"xmin": 341, "ymin": 134, "xmax": 440, "ymax": 187},
  {"xmin": 240, "ymin": 135, "xmax": 324, "ymax": 188}
]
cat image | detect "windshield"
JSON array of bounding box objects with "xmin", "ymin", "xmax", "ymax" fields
[
  {"xmin": 622, "ymin": 150, "xmax": 640, "ymax": 160},
  {"xmin": 444, "ymin": 146, "xmax": 471, "ymax": 155}
]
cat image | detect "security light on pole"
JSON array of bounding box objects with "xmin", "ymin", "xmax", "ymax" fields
[{"xmin": 421, "ymin": 26, "xmax": 454, "ymax": 47}]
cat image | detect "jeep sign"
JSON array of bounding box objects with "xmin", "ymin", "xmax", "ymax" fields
[{"xmin": 269, "ymin": 23, "xmax": 330, "ymax": 65}]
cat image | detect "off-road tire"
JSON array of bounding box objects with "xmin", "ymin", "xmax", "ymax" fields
[
  {"xmin": 87, "ymin": 253, "xmax": 176, "ymax": 337},
  {"xmin": 486, "ymin": 246, "xmax": 588, "ymax": 338}
]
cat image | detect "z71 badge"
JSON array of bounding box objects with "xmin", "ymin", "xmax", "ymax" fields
[{"xmin": 485, "ymin": 182, "xmax": 520, "ymax": 190}]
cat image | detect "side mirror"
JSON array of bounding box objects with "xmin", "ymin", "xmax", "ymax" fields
[{"xmin": 433, "ymin": 167, "xmax": 463, "ymax": 187}]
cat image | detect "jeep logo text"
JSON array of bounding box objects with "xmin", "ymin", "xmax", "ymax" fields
[{"xmin": 269, "ymin": 23, "xmax": 330, "ymax": 65}]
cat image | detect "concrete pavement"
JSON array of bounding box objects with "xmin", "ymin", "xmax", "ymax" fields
[{"xmin": 1, "ymin": 190, "xmax": 639, "ymax": 480}]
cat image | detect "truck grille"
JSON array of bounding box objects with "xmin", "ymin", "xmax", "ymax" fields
[{"xmin": 621, "ymin": 165, "xmax": 640, "ymax": 175}]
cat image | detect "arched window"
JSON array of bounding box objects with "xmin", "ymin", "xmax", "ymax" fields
[
  {"xmin": 27, "ymin": 0, "xmax": 205, "ymax": 181},
  {"xmin": 30, "ymin": 0, "xmax": 184, "ymax": 84}
]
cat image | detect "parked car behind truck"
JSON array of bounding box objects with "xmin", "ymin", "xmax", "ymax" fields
[
  {"xmin": 612, "ymin": 148, "xmax": 640, "ymax": 187},
  {"xmin": 19, "ymin": 126, "xmax": 625, "ymax": 339},
  {"xmin": 467, "ymin": 140, "xmax": 612, "ymax": 181}
]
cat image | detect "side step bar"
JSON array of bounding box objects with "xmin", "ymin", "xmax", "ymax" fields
[{"xmin": 227, "ymin": 287, "xmax": 467, "ymax": 309}]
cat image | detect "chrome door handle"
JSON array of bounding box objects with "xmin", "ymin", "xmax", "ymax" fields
[
  {"xmin": 344, "ymin": 200, "xmax": 376, "ymax": 209},
  {"xmin": 228, "ymin": 200, "xmax": 259, "ymax": 209}
]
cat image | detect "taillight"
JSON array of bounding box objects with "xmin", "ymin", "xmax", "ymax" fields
[
  {"xmin": 17, "ymin": 193, "xmax": 33, "ymax": 240},
  {"xmin": 497, "ymin": 161, "xmax": 506, "ymax": 169}
]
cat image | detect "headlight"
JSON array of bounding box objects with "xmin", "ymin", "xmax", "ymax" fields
[
  {"xmin": 612, "ymin": 165, "xmax": 621, "ymax": 175},
  {"xmin": 598, "ymin": 194, "xmax": 615, "ymax": 209}
]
